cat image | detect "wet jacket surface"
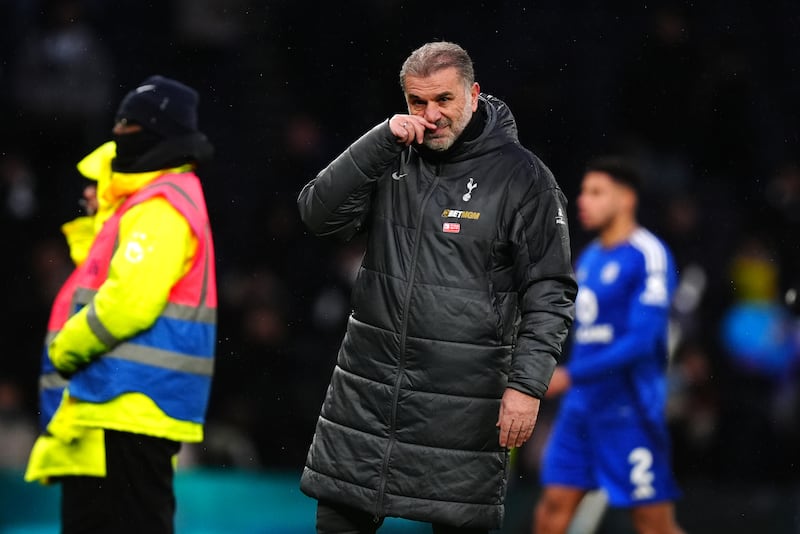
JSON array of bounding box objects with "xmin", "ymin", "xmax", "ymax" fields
[{"xmin": 297, "ymin": 95, "xmax": 577, "ymax": 528}]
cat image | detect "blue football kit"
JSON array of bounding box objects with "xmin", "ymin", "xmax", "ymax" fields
[{"xmin": 541, "ymin": 227, "xmax": 681, "ymax": 507}]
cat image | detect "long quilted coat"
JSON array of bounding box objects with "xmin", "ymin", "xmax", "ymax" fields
[{"xmin": 297, "ymin": 95, "xmax": 576, "ymax": 529}]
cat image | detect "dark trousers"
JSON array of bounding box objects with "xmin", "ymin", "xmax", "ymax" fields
[
  {"xmin": 60, "ymin": 429, "xmax": 181, "ymax": 534},
  {"xmin": 316, "ymin": 500, "xmax": 490, "ymax": 534}
]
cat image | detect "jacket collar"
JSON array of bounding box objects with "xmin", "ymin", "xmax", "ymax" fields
[{"xmin": 106, "ymin": 165, "xmax": 193, "ymax": 205}]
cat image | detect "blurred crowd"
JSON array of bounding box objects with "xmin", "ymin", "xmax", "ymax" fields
[{"xmin": 0, "ymin": 0, "xmax": 798, "ymax": 502}]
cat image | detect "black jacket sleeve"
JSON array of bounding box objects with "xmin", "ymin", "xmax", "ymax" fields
[
  {"xmin": 506, "ymin": 161, "xmax": 577, "ymax": 398},
  {"xmin": 297, "ymin": 120, "xmax": 404, "ymax": 241}
]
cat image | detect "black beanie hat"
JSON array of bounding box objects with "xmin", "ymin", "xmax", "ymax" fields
[{"xmin": 115, "ymin": 75, "xmax": 200, "ymax": 137}]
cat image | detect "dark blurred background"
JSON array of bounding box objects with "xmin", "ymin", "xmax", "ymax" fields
[{"xmin": 0, "ymin": 0, "xmax": 799, "ymax": 532}]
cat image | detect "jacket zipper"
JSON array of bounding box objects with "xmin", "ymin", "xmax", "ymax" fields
[{"xmin": 374, "ymin": 164, "xmax": 442, "ymax": 522}]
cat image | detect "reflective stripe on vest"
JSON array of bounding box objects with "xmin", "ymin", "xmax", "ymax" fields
[
  {"xmin": 67, "ymin": 173, "xmax": 217, "ymax": 423},
  {"xmin": 37, "ymin": 270, "xmax": 82, "ymax": 431}
]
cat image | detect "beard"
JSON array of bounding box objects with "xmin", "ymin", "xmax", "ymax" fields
[{"xmin": 423, "ymin": 99, "xmax": 473, "ymax": 152}]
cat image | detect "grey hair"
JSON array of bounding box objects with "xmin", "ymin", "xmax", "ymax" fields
[{"xmin": 399, "ymin": 41, "xmax": 475, "ymax": 91}]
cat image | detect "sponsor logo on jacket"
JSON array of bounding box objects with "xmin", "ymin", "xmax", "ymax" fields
[{"xmin": 442, "ymin": 209, "xmax": 481, "ymax": 220}]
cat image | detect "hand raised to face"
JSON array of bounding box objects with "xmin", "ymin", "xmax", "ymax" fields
[{"xmin": 389, "ymin": 114, "xmax": 436, "ymax": 146}]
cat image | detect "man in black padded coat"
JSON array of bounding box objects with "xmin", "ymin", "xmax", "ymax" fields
[{"xmin": 297, "ymin": 41, "xmax": 577, "ymax": 534}]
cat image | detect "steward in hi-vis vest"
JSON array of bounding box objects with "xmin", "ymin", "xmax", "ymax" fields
[{"xmin": 26, "ymin": 75, "xmax": 217, "ymax": 534}]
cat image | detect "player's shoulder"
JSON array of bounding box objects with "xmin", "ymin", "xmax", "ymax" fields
[{"xmin": 626, "ymin": 228, "xmax": 674, "ymax": 274}]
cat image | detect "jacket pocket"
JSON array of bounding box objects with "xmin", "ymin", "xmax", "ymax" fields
[{"xmin": 487, "ymin": 279, "xmax": 505, "ymax": 341}]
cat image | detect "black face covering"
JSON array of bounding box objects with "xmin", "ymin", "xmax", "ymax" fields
[
  {"xmin": 112, "ymin": 129, "xmax": 164, "ymax": 172},
  {"xmin": 111, "ymin": 129, "xmax": 214, "ymax": 174}
]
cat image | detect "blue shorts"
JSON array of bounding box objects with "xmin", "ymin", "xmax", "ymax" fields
[{"xmin": 540, "ymin": 401, "xmax": 681, "ymax": 507}]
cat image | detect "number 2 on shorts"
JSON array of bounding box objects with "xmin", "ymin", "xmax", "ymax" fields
[{"xmin": 628, "ymin": 447, "xmax": 655, "ymax": 500}]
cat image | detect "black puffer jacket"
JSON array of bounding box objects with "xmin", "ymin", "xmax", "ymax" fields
[{"xmin": 298, "ymin": 95, "xmax": 576, "ymax": 529}]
